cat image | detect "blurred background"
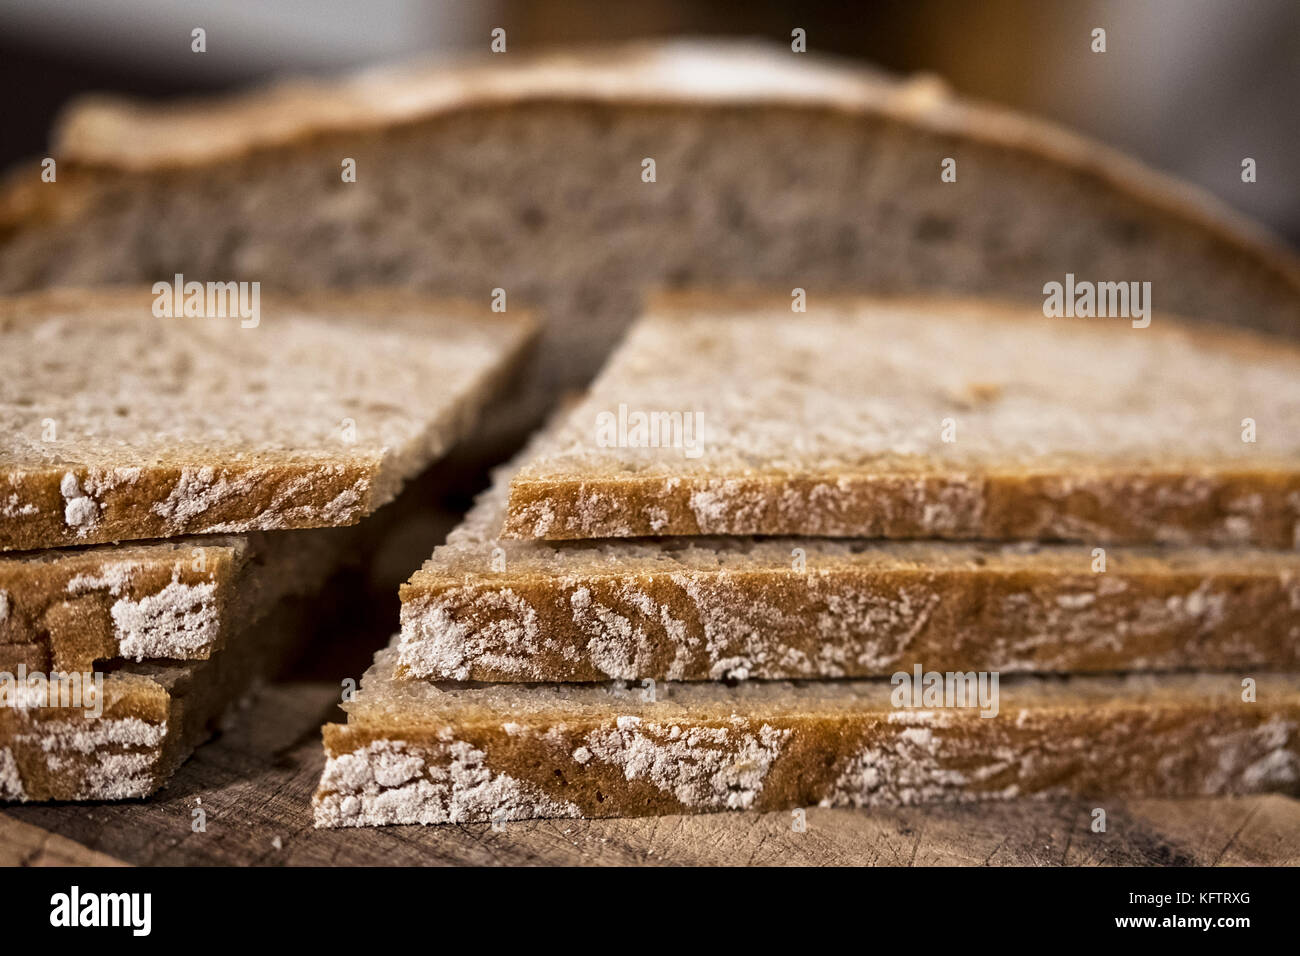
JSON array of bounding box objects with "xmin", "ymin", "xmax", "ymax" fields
[{"xmin": 0, "ymin": 0, "xmax": 1296, "ymax": 243}]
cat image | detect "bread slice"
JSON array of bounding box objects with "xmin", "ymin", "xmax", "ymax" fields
[
  {"xmin": 0, "ymin": 288, "xmax": 534, "ymax": 551},
  {"xmin": 0, "ymin": 529, "xmax": 346, "ymax": 674},
  {"xmin": 400, "ymin": 446, "xmax": 1300, "ymax": 682},
  {"xmin": 314, "ymin": 641, "xmax": 1300, "ymax": 826},
  {"xmin": 502, "ymin": 294, "xmax": 1300, "ymax": 547},
  {"xmin": 1, "ymin": 537, "xmax": 239, "ymax": 675},
  {"xmin": 1, "ymin": 592, "xmax": 318, "ymax": 801},
  {"xmin": 0, "ymin": 526, "xmax": 350, "ymax": 801},
  {"xmin": 2, "ymin": 42, "xmax": 1296, "ymax": 454}
]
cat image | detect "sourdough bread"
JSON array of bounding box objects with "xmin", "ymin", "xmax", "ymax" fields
[
  {"xmin": 2, "ymin": 42, "xmax": 1296, "ymax": 452},
  {"xmin": 504, "ymin": 294, "xmax": 1300, "ymax": 547},
  {"xmin": 0, "ymin": 538, "xmax": 243, "ymax": 674},
  {"xmin": 314, "ymin": 641, "xmax": 1300, "ymax": 826},
  {"xmin": 0, "ymin": 528, "xmax": 348, "ymax": 673},
  {"xmin": 0, "ymin": 525, "xmax": 355, "ymax": 802},
  {"xmin": 0, "ymin": 288, "xmax": 534, "ymax": 551},
  {"xmin": 1, "ymin": 593, "xmax": 320, "ymax": 802},
  {"xmin": 400, "ymin": 442, "xmax": 1300, "ymax": 682}
]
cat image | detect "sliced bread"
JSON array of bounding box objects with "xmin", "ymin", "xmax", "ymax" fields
[
  {"xmin": 0, "ymin": 288, "xmax": 534, "ymax": 551},
  {"xmin": 0, "ymin": 526, "xmax": 350, "ymax": 801},
  {"xmin": 0, "ymin": 595, "xmax": 324, "ymax": 802},
  {"xmin": 400, "ymin": 442, "xmax": 1300, "ymax": 682},
  {"xmin": 503, "ymin": 294, "xmax": 1300, "ymax": 547},
  {"xmin": 315, "ymin": 641, "xmax": 1300, "ymax": 826},
  {"xmin": 0, "ymin": 529, "xmax": 346, "ymax": 674},
  {"xmin": 2, "ymin": 42, "xmax": 1296, "ymax": 450}
]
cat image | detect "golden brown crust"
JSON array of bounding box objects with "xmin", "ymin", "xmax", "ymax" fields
[
  {"xmin": 0, "ymin": 515, "xmax": 364, "ymax": 802},
  {"xmin": 402, "ymin": 426, "xmax": 1300, "ymax": 681},
  {"xmin": 0, "ymin": 671, "xmax": 175, "ymax": 801},
  {"xmin": 1, "ymin": 460, "xmax": 380, "ymax": 554},
  {"xmin": 0, "ymin": 576, "xmax": 331, "ymax": 802},
  {"xmin": 505, "ymin": 467, "xmax": 1300, "ymax": 547},
  {"xmin": 400, "ymin": 554, "xmax": 1300, "ymax": 683}
]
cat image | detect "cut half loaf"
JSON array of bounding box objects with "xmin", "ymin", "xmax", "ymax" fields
[
  {"xmin": 314, "ymin": 641, "xmax": 1300, "ymax": 826},
  {"xmin": 400, "ymin": 438, "xmax": 1300, "ymax": 682},
  {"xmin": 0, "ymin": 288, "xmax": 534, "ymax": 551},
  {"xmin": 2, "ymin": 42, "xmax": 1297, "ymax": 453},
  {"xmin": 503, "ymin": 294, "xmax": 1300, "ymax": 547}
]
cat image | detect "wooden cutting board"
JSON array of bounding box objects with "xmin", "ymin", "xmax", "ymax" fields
[{"xmin": 2, "ymin": 681, "xmax": 1297, "ymax": 866}]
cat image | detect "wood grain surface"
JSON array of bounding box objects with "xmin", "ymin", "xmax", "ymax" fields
[{"xmin": 3, "ymin": 681, "xmax": 1297, "ymax": 866}]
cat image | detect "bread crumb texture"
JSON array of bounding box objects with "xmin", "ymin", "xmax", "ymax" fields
[
  {"xmin": 0, "ymin": 288, "xmax": 533, "ymax": 550},
  {"xmin": 505, "ymin": 297, "xmax": 1300, "ymax": 546},
  {"xmin": 3, "ymin": 42, "xmax": 1298, "ymax": 461}
]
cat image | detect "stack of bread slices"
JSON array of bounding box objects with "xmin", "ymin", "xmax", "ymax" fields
[
  {"xmin": 0, "ymin": 289, "xmax": 533, "ymax": 800},
  {"xmin": 314, "ymin": 293, "xmax": 1300, "ymax": 826},
  {"xmin": 0, "ymin": 42, "xmax": 1296, "ymax": 821}
]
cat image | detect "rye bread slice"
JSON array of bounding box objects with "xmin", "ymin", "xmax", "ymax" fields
[
  {"xmin": 0, "ymin": 287, "xmax": 534, "ymax": 551},
  {"xmin": 2, "ymin": 42, "xmax": 1296, "ymax": 457},
  {"xmin": 314, "ymin": 641, "xmax": 1300, "ymax": 826},
  {"xmin": 502, "ymin": 294, "xmax": 1300, "ymax": 547}
]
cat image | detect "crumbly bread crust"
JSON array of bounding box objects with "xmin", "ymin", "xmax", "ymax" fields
[
  {"xmin": 400, "ymin": 441, "xmax": 1300, "ymax": 682},
  {"xmin": 0, "ymin": 516, "xmax": 365, "ymax": 802},
  {"xmin": 314, "ymin": 643, "xmax": 1300, "ymax": 826},
  {"xmin": 503, "ymin": 295, "xmax": 1300, "ymax": 546},
  {"xmin": 0, "ymin": 288, "xmax": 534, "ymax": 551},
  {"xmin": 0, "ymin": 668, "xmax": 173, "ymax": 802}
]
